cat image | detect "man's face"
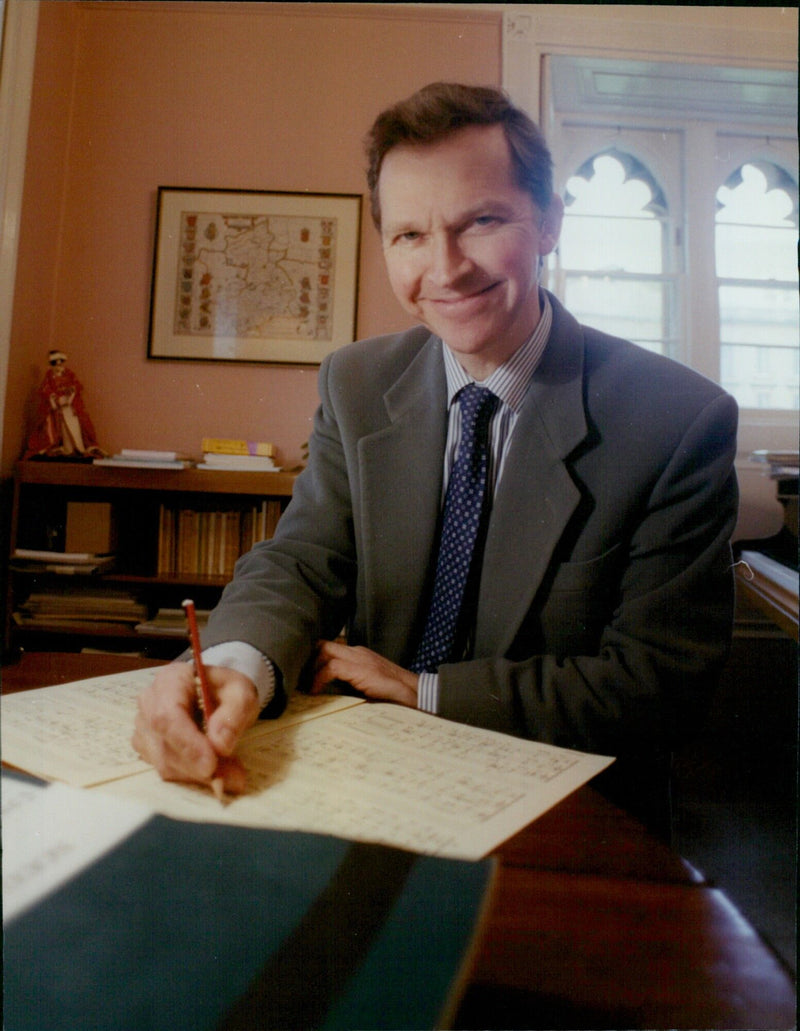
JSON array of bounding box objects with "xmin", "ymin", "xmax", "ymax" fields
[{"xmin": 378, "ymin": 124, "xmax": 562, "ymax": 379}]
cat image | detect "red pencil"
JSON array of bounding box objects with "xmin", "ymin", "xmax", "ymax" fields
[{"xmin": 182, "ymin": 598, "xmax": 224, "ymax": 801}]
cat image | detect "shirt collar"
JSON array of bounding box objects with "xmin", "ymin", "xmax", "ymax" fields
[{"xmin": 441, "ymin": 290, "xmax": 553, "ymax": 413}]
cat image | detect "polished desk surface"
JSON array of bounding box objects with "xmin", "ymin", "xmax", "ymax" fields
[{"xmin": 2, "ymin": 652, "xmax": 796, "ymax": 1030}]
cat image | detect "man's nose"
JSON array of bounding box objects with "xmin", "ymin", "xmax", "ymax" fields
[{"xmin": 427, "ymin": 232, "xmax": 471, "ymax": 287}]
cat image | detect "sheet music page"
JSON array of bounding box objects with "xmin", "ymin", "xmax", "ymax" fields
[
  {"xmin": 100, "ymin": 701, "xmax": 612, "ymax": 860},
  {"xmin": 2, "ymin": 669, "xmax": 613, "ymax": 860},
  {"xmin": 1, "ymin": 669, "xmax": 156, "ymax": 785},
  {"xmin": 0, "ymin": 669, "xmax": 362, "ymax": 787}
]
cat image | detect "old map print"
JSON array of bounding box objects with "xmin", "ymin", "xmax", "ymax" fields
[
  {"xmin": 175, "ymin": 211, "xmax": 336, "ymax": 341},
  {"xmin": 149, "ymin": 189, "xmax": 359, "ymax": 363}
]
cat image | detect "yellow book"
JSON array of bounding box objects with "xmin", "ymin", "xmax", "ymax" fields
[{"xmin": 201, "ymin": 437, "xmax": 275, "ymax": 458}]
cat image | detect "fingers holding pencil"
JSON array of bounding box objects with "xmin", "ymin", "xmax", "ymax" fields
[{"xmin": 132, "ymin": 661, "xmax": 260, "ymax": 796}]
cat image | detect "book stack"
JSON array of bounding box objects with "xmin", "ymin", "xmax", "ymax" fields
[
  {"xmin": 197, "ymin": 437, "xmax": 280, "ymax": 472},
  {"xmin": 156, "ymin": 500, "xmax": 283, "ymax": 578},
  {"xmin": 12, "ymin": 548, "xmax": 116, "ymax": 576},
  {"xmin": 751, "ymin": 450, "xmax": 800, "ymax": 478},
  {"xmin": 94, "ymin": 449, "xmax": 193, "ymax": 470},
  {"xmin": 12, "ymin": 584, "xmax": 148, "ymax": 633},
  {"xmin": 135, "ymin": 606, "xmax": 211, "ymax": 638}
]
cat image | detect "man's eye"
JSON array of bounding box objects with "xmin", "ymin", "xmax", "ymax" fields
[{"xmin": 473, "ymin": 215, "xmax": 499, "ymax": 227}]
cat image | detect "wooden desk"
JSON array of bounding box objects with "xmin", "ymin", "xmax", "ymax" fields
[
  {"xmin": 464, "ymin": 797, "xmax": 796, "ymax": 1030},
  {"xmin": 0, "ymin": 650, "xmax": 162, "ymax": 693},
  {"xmin": 3, "ymin": 652, "xmax": 796, "ymax": 1030}
]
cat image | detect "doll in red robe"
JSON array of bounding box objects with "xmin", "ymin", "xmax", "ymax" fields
[{"xmin": 24, "ymin": 350, "xmax": 105, "ymax": 459}]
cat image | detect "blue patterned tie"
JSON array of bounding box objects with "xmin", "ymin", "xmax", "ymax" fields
[{"xmin": 411, "ymin": 384, "xmax": 499, "ymax": 673}]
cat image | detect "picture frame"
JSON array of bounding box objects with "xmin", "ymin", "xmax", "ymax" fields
[{"xmin": 147, "ymin": 187, "xmax": 361, "ymax": 365}]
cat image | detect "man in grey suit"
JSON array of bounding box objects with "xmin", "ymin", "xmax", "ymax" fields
[{"xmin": 134, "ymin": 83, "xmax": 738, "ymax": 834}]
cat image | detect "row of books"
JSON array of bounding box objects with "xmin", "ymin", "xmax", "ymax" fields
[{"xmin": 157, "ymin": 500, "xmax": 283, "ymax": 578}]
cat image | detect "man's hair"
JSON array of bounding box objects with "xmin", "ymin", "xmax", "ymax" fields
[{"xmin": 365, "ymin": 81, "xmax": 553, "ymax": 229}]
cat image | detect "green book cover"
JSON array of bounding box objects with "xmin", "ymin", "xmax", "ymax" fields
[{"xmin": 4, "ymin": 777, "xmax": 494, "ymax": 1031}]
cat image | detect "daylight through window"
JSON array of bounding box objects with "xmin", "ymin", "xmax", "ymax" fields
[
  {"xmin": 538, "ymin": 54, "xmax": 798, "ymax": 430},
  {"xmin": 715, "ymin": 161, "xmax": 799, "ymax": 411},
  {"xmin": 556, "ymin": 150, "xmax": 675, "ymax": 355}
]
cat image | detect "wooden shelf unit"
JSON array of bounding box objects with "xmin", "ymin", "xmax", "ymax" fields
[{"xmin": 5, "ymin": 460, "xmax": 296, "ymax": 657}]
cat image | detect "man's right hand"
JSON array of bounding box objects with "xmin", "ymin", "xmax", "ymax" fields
[{"xmin": 132, "ymin": 662, "xmax": 261, "ymax": 794}]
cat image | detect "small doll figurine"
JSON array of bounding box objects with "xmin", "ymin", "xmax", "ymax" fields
[{"xmin": 24, "ymin": 350, "xmax": 106, "ymax": 459}]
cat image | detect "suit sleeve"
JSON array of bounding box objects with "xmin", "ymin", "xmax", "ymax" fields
[
  {"xmin": 436, "ymin": 391, "xmax": 739, "ymax": 760},
  {"xmin": 201, "ymin": 355, "xmax": 357, "ymax": 692}
]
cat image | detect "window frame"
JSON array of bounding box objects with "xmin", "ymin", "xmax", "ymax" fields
[{"xmin": 503, "ymin": 5, "xmax": 799, "ymax": 456}]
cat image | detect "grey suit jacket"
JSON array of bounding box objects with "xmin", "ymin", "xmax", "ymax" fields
[{"xmin": 206, "ymin": 292, "xmax": 738, "ymax": 822}]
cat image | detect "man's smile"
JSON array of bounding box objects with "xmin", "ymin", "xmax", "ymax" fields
[{"xmin": 424, "ymin": 282, "xmax": 502, "ymax": 308}]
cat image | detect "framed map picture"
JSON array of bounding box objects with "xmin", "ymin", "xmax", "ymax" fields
[{"xmin": 148, "ymin": 187, "xmax": 361, "ymax": 365}]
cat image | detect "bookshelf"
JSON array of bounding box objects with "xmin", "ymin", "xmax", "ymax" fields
[{"xmin": 5, "ymin": 460, "xmax": 296, "ymax": 658}]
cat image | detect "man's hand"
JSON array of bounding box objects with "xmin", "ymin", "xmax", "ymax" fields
[
  {"xmin": 312, "ymin": 641, "xmax": 419, "ymax": 707},
  {"xmin": 132, "ymin": 662, "xmax": 261, "ymax": 793}
]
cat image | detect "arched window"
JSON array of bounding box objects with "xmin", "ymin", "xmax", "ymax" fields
[
  {"xmin": 553, "ymin": 149, "xmax": 676, "ymax": 355},
  {"xmin": 529, "ymin": 45, "xmax": 798, "ymax": 450},
  {"xmin": 715, "ymin": 161, "xmax": 799, "ymax": 411}
]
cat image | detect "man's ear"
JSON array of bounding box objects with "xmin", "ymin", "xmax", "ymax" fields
[{"xmin": 539, "ymin": 193, "xmax": 564, "ymax": 257}]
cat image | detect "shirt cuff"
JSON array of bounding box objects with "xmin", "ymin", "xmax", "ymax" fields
[
  {"xmin": 200, "ymin": 641, "xmax": 276, "ymax": 710},
  {"xmin": 417, "ymin": 672, "xmax": 440, "ymax": 714}
]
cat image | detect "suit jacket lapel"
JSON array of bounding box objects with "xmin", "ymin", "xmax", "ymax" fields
[
  {"xmin": 357, "ymin": 335, "xmax": 446, "ymax": 660},
  {"xmin": 476, "ymin": 299, "xmax": 589, "ymax": 655}
]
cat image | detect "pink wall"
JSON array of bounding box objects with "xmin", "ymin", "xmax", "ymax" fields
[{"xmin": 4, "ymin": 1, "xmax": 501, "ymax": 474}]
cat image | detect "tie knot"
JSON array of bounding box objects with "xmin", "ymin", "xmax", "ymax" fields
[{"xmin": 458, "ymin": 384, "xmax": 497, "ymax": 427}]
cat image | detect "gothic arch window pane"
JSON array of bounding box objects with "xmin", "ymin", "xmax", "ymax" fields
[
  {"xmin": 716, "ymin": 162, "xmax": 797, "ymax": 279},
  {"xmin": 561, "ymin": 150, "xmax": 666, "ymax": 273},
  {"xmin": 556, "ymin": 149, "xmax": 674, "ymax": 354},
  {"xmin": 716, "ymin": 161, "xmax": 799, "ymax": 410}
]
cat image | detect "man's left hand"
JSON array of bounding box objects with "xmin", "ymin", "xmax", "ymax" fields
[{"xmin": 312, "ymin": 640, "xmax": 419, "ymax": 707}]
